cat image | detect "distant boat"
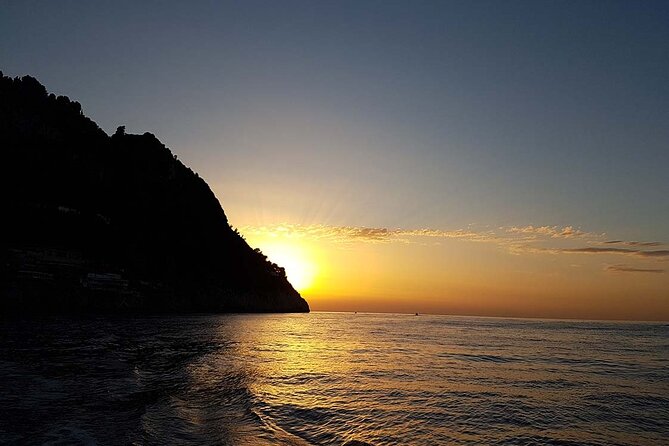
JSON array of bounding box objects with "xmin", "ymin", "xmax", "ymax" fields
[{"xmin": 415, "ymin": 312, "xmax": 419, "ymax": 316}]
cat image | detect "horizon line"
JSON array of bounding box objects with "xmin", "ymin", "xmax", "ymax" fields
[{"xmin": 306, "ymin": 310, "xmax": 669, "ymax": 324}]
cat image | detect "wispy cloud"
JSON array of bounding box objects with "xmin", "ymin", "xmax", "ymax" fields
[
  {"xmin": 241, "ymin": 224, "xmax": 497, "ymax": 244},
  {"xmin": 605, "ymin": 264, "xmax": 665, "ymax": 274},
  {"xmin": 506, "ymin": 225, "xmax": 587, "ymax": 239},
  {"xmin": 603, "ymin": 240, "xmax": 664, "ymax": 247},
  {"xmin": 241, "ymin": 223, "xmax": 667, "ymax": 262},
  {"xmin": 564, "ymin": 247, "xmax": 636, "ymax": 254},
  {"xmin": 562, "ymin": 247, "xmax": 669, "ymax": 258},
  {"xmin": 395, "ymin": 228, "xmax": 497, "ymax": 242}
]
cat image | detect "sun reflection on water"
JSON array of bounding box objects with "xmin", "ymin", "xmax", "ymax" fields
[{"xmin": 4, "ymin": 314, "xmax": 665, "ymax": 445}]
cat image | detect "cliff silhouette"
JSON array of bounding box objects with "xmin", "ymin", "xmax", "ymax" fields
[{"xmin": 0, "ymin": 72, "xmax": 309, "ymax": 313}]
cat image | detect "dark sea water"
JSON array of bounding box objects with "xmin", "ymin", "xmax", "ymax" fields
[{"xmin": 0, "ymin": 312, "xmax": 667, "ymax": 445}]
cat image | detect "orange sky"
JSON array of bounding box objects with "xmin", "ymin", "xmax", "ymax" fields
[{"xmin": 240, "ymin": 223, "xmax": 669, "ymax": 321}]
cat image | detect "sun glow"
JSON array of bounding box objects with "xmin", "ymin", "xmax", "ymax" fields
[{"xmin": 262, "ymin": 243, "xmax": 317, "ymax": 292}]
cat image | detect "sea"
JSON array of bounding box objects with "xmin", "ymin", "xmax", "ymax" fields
[{"xmin": 0, "ymin": 312, "xmax": 667, "ymax": 445}]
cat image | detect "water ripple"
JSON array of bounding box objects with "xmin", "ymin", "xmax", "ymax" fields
[{"xmin": 1, "ymin": 313, "xmax": 667, "ymax": 445}]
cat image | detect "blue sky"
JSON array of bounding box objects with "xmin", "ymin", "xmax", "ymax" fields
[{"xmin": 3, "ymin": 0, "xmax": 668, "ymax": 243}]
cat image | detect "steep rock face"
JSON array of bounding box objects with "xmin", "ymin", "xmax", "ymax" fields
[{"xmin": 0, "ymin": 72, "xmax": 309, "ymax": 313}]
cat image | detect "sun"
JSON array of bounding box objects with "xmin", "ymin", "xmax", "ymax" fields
[{"xmin": 262, "ymin": 244, "xmax": 316, "ymax": 292}]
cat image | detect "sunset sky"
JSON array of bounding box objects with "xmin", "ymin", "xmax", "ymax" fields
[{"xmin": 2, "ymin": 1, "xmax": 668, "ymax": 320}]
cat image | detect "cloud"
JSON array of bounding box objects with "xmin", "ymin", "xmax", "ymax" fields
[
  {"xmin": 605, "ymin": 264, "xmax": 665, "ymax": 274},
  {"xmin": 506, "ymin": 225, "xmax": 587, "ymax": 238},
  {"xmin": 241, "ymin": 223, "xmax": 668, "ymax": 261},
  {"xmin": 603, "ymin": 240, "xmax": 664, "ymax": 247},
  {"xmin": 396, "ymin": 228, "xmax": 497, "ymax": 242},
  {"xmin": 241, "ymin": 224, "xmax": 396, "ymax": 243},
  {"xmin": 562, "ymin": 247, "xmax": 669, "ymax": 258},
  {"xmin": 241, "ymin": 224, "xmax": 498, "ymax": 244},
  {"xmin": 564, "ymin": 247, "xmax": 636, "ymax": 254},
  {"xmin": 321, "ymin": 226, "xmax": 393, "ymax": 241}
]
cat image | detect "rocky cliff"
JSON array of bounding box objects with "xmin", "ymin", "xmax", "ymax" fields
[{"xmin": 1, "ymin": 72, "xmax": 309, "ymax": 313}]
